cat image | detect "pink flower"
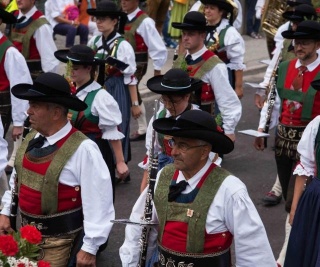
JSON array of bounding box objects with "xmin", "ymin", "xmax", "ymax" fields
[
  {"xmin": 20, "ymin": 225, "xmax": 42, "ymax": 245},
  {"xmin": 0, "ymin": 235, "xmax": 19, "ymax": 256}
]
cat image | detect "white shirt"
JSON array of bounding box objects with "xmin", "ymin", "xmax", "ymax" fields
[
  {"xmin": 206, "ymin": 18, "xmax": 245, "ymax": 71},
  {"xmin": 45, "ymin": 0, "xmax": 75, "ymax": 28},
  {"xmin": 293, "ymin": 115, "xmax": 320, "ymax": 177},
  {"xmin": 0, "ymin": 117, "xmax": 8, "ymax": 176},
  {"xmin": 258, "ymin": 54, "xmax": 320, "ymax": 130},
  {"xmin": 1, "ymin": 122, "xmax": 115, "ymax": 255},
  {"xmin": 75, "ymin": 80, "xmax": 125, "ymax": 140},
  {"xmin": 127, "ymin": 8, "xmax": 167, "ymax": 71},
  {"xmin": 1, "ymin": 32, "xmax": 31, "ymax": 126},
  {"xmin": 187, "ymin": 46, "xmax": 242, "ymax": 134},
  {"xmin": 88, "ymin": 33, "xmax": 138, "ymax": 85},
  {"xmin": 16, "ymin": 6, "xmax": 59, "ymax": 73},
  {"xmin": 120, "ymin": 159, "xmax": 277, "ymax": 267}
]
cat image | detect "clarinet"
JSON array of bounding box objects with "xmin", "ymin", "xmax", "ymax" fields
[
  {"xmin": 137, "ymin": 99, "xmax": 159, "ymax": 267},
  {"xmin": 263, "ymin": 52, "xmax": 282, "ymax": 147},
  {"xmin": 9, "ymin": 174, "xmax": 18, "ymax": 231}
]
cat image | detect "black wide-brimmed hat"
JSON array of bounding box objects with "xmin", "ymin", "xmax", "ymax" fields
[
  {"xmin": 200, "ymin": 0, "xmax": 235, "ymax": 13},
  {"xmin": 282, "ymin": 20, "xmax": 320, "ymax": 39},
  {"xmin": 282, "ymin": 4, "xmax": 317, "ymax": 21},
  {"xmin": 0, "ymin": 8, "xmax": 17, "ymax": 24},
  {"xmin": 287, "ymin": 0, "xmax": 312, "ymax": 7},
  {"xmin": 11, "ymin": 73, "xmax": 87, "ymax": 111},
  {"xmin": 311, "ymin": 79, "xmax": 320, "ymax": 90},
  {"xmin": 147, "ymin": 69, "xmax": 202, "ymax": 95},
  {"xmin": 87, "ymin": 0, "xmax": 126, "ymax": 18},
  {"xmin": 55, "ymin": 45, "xmax": 98, "ymax": 65},
  {"xmin": 172, "ymin": 11, "xmax": 214, "ymax": 31},
  {"xmin": 153, "ymin": 110, "xmax": 234, "ymax": 154}
]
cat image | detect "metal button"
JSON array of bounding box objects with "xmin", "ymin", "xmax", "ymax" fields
[
  {"xmin": 75, "ymin": 186, "xmax": 80, "ymax": 191},
  {"xmin": 72, "ymin": 198, "xmax": 77, "ymax": 202}
]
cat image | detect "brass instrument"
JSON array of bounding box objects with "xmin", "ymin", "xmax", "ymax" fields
[
  {"xmin": 261, "ymin": 0, "xmax": 288, "ymax": 38},
  {"xmin": 263, "ymin": 51, "xmax": 282, "ymax": 147},
  {"xmin": 105, "ymin": 39, "xmax": 118, "ymax": 75},
  {"xmin": 207, "ymin": 31, "xmax": 220, "ymax": 53},
  {"xmin": 137, "ymin": 99, "xmax": 159, "ymax": 267}
]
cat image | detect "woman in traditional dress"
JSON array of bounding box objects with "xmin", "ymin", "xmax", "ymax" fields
[
  {"xmin": 201, "ymin": 0, "xmax": 245, "ymax": 98},
  {"xmin": 55, "ymin": 44, "xmax": 129, "ymax": 194},
  {"xmin": 87, "ymin": 0, "xmax": 141, "ymax": 182}
]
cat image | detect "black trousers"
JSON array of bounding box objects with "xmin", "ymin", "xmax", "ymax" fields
[{"xmin": 275, "ymin": 153, "xmax": 298, "ymax": 213}]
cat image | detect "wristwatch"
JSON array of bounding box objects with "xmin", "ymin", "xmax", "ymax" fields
[{"xmin": 132, "ymin": 101, "xmax": 139, "ymax": 106}]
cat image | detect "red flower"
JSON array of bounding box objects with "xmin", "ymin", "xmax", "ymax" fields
[
  {"xmin": 20, "ymin": 225, "xmax": 42, "ymax": 245},
  {"xmin": 17, "ymin": 263, "xmax": 26, "ymax": 267},
  {"xmin": 0, "ymin": 235, "xmax": 19, "ymax": 256},
  {"xmin": 38, "ymin": 260, "xmax": 51, "ymax": 267},
  {"xmin": 216, "ymin": 126, "xmax": 224, "ymax": 133}
]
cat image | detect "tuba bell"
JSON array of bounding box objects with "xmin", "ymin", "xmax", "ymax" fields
[{"xmin": 261, "ymin": 0, "xmax": 288, "ymax": 38}]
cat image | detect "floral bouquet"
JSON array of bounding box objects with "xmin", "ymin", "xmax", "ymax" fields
[{"xmin": 0, "ymin": 225, "xmax": 50, "ymax": 267}]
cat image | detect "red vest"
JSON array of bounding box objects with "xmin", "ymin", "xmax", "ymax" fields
[
  {"xmin": 0, "ymin": 36, "xmax": 11, "ymax": 91},
  {"xmin": 19, "ymin": 128, "xmax": 82, "ymax": 215},
  {"xmin": 124, "ymin": 10, "xmax": 148, "ymax": 52},
  {"xmin": 188, "ymin": 50, "xmax": 216, "ymax": 102},
  {"xmin": 280, "ymin": 59, "xmax": 320, "ymax": 126},
  {"xmin": 11, "ymin": 10, "xmax": 42, "ymax": 59}
]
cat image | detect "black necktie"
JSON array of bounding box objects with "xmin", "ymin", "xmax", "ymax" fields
[
  {"xmin": 185, "ymin": 54, "xmax": 192, "ymax": 65},
  {"xmin": 26, "ymin": 135, "xmax": 46, "ymax": 152},
  {"xmin": 168, "ymin": 180, "xmax": 188, "ymax": 202},
  {"xmin": 17, "ymin": 16, "xmax": 26, "ymax": 23}
]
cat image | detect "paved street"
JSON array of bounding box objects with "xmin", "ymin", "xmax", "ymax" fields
[{"xmin": 3, "ymin": 34, "xmax": 286, "ymax": 266}]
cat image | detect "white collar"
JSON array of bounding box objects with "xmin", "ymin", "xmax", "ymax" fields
[
  {"xmin": 127, "ymin": 7, "xmax": 141, "ymax": 21},
  {"xmin": 187, "ymin": 45, "xmax": 208, "ymax": 61},
  {"xmin": 295, "ymin": 52, "xmax": 320, "ymax": 72},
  {"xmin": 176, "ymin": 159, "xmax": 212, "ymax": 190},
  {"xmin": 76, "ymin": 80, "xmax": 101, "ymax": 96},
  {"xmin": 36, "ymin": 121, "xmax": 72, "ymax": 146},
  {"xmin": 18, "ymin": 6, "xmax": 37, "ymax": 20}
]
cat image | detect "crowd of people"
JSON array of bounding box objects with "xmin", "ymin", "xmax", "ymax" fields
[{"xmin": 0, "ymin": 0, "xmax": 320, "ymax": 266}]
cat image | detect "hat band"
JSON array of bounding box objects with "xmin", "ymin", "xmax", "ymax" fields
[
  {"xmin": 161, "ymin": 82, "xmax": 191, "ymax": 89},
  {"xmin": 67, "ymin": 56, "xmax": 81, "ymax": 62}
]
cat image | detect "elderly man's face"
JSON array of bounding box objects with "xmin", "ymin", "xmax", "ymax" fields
[
  {"xmin": 170, "ymin": 137, "xmax": 210, "ymax": 178},
  {"xmin": 27, "ymin": 101, "xmax": 58, "ymax": 136}
]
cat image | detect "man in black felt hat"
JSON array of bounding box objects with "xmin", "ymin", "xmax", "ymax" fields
[
  {"xmin": 254, "ymin": 20, "xmax": 320, "ymax": 266},
  {"xmin": 282, "ymin": 79, "xmax": 320, "ymax": 267},
  {"xmin": 120, "ymin": 109, "xmax": 277, "ymax": 266},
  {"xmin": 172, "ymin": 11, "xmax": 241, "ymax": 142},
  {"xmin": 120, "ymin": 0, "xmax": 168, "ymax": 142},
  {"xmin": 0, "ymin": 72, "xmax": 115, "ymax": 267}
]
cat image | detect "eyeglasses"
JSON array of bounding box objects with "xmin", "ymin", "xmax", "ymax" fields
[
  {"xmin": 168, "ymin": 138, "xmax": 207, "ymax": 152},
  {"xmin": 159, "ymin": 96, "xmax": 185, "ymax": 105},
  {"xmin": 294, "ymin": 40, "xmax": 315, "ymax": 48}
]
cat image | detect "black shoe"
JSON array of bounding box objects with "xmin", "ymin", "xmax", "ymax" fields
[
  {"xmin": 5, "ymin": 165, "xmax": 13, "ymax": 175},
  {"xmin": 130, "ymin": 132, "xmax": 146, "ymax": 142},
  {"xmin": 262, "ymin": 191, "xmax": 282, "ymax": 205}
]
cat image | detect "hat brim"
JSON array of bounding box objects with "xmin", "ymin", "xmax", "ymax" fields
[
  {"xmin": 86, "ymin": 9, "xmax": 126, "ymax": 17},
  {"xmin": 171, "ymin": 22, "xmax": 215, "ymax": 31},
  {"xmin": 282, "ymin": 11, "xmax": 305, "ymax": 21},
  {"xmin": 0, "ymin": 9, "xmax": 17, "ymax": 24},
  {"xmin": 54, "ymin": 50, "xmax": 98, "ymax": 65},
  {"xmin": 147, "ymin": 75, "xmax": 203, "ymax": 95},
  {"xmin": 153, "ymin": 118, "xmax": 234, "ymax": 154},
  {"xmin": 11, "ymin": 84, "xmax": 87, "ymax": 111},
  {"xmin": 282, "ymin": 30, "xmax": 320, "ymax": 39}
]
